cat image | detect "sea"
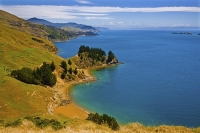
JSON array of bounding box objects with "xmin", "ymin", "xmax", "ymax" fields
[{"xmin": 55, "ymin": 30, "xmax": 200, "ymax": 127}]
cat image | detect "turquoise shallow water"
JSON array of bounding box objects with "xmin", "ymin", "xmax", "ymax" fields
[{"xmin": 55, "ymin": 30, "xmax": 200, "ymax": 127}]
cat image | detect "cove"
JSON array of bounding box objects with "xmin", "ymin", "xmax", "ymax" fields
[{"xmin": 55, "ymin": 30, "xmax": 200, "ymax": 127}]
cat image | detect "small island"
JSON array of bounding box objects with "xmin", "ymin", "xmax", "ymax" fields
[{"xmin": 172, "ymin": 32, "xmax": 193, "ymax": 35}]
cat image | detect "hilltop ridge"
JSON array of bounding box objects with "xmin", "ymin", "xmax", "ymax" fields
[{"xmin": 28, "ymin": 17, "xmax": 98, "ymax": 36}]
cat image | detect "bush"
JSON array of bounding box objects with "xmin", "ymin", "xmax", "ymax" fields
[
  {"xmin": 11, "ymin": 61, "xmax": 57, "ymax": 87},
  {"xmin": 68, "ymin": 59, "xmax": 72, "ymax": 65},
  {"xmin": 87, "ymin": 113, "xmax": 120, "ymax": 131},
  {"xmin": 11, "ymin": 68, "xmax": 40, "ymax": 85},
  {"xmin": 73, "ymin": 68, "xmax": 78, "ymax": 75},
  {"xmin": 5, "ymin": 119, "xmax": 22, "ymax": 127},
  {"xmin": 60, "ymin": 60, "xmax": 67, "ymax": 74},
  {"xmin": 61, "ymin": 72, "xmax": 66, "ymax": 79},
  {"xmin": 50, "ymin": 61, "xmax": 56, "ymax": 71},
  {"xmin": 25, "ymin": 117, "xmax": 64, "ymax": 131},
  {"xmin": 68, "ymin": 67, "xmax": 73, "ymax": 75}
]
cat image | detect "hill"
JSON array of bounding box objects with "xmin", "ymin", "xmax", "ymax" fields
[
  {"xmin": 28, "ymin": 17, "xmax": 98, "ymax": 36},
  {"xmin": 0, "ymin": 10, "xmax": 67, "ymax": 120},
  {"xmin": 0, "ymin": 10, "xmax": 77, "ymax": 42},
  {"xmin": 0, "ymin": 10, "xmax": 116, "ymax": 121},
  {"xmin": 95, "ymin": 27, "xmax": 110, "ymax": 30}
]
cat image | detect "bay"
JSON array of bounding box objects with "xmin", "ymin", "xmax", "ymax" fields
[{"xmin": 55, "ymin": 30, "xmax": 200, "ymax": 127}]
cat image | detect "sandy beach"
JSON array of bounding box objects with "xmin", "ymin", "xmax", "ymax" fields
[{"xmin": 53, "ymin": 69, "xmax": 95, "ymax": 119}]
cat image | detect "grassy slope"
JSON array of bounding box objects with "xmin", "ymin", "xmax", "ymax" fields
[{"xmin": 0, "ymin": 11, "xmax": 63, "ymax": 120}]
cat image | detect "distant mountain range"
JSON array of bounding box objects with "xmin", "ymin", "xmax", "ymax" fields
[
  {"xmin": 28, "ymin": 18, "xmax": 95, "ymax": 32},
  {"xmin": 95, "ymin": 27, "xmax": 110, "ymax": 30},
  {"xmin": 28, "ymin": 17, "xmax": 109, "ymax": 32}
]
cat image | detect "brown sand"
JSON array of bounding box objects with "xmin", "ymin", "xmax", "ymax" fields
[
  {"xmin": 53, "ymin": 104, "xmax": 88, "ymax": 119},
  {"xmin": 53, "ymin": 69, "xmax": 93, "ymax": 119}
]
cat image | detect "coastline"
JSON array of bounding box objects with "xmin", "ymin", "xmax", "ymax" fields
[
  {"xmin": 53, "ymin": 64, "xmax": 119, "ymax": 119},
  {"xmin": 53, "ymin": 68, "xmax": 96, "ymax": 119}
]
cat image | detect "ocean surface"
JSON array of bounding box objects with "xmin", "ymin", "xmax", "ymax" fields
[{"xmin": 55, "ymin": 30, "xmax": 200, "ymax": 127}]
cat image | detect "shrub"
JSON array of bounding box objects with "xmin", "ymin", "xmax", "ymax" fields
[
  {"xmin": 68, "ymin": 59, "xmax": 72, "ymax": 65},
  {"xmin": 61, "ymin": 72, "xmax": 66, "ymax": 79},
  {"xmin": 68, "ymin": 67, "xmax": 73, "ymax": 75},
  {"xmin": 11, "ymin": 61, "xmax": 57, "ymax": 87},
  {"xmin": 73, "ymin": 68, "xmax": 78, "ymax": 75},
  {"xmin": 50, "ymin": 61, "xmax": 56, "ymax": 71},
  {"xmin": 60, "ymin": 60, "xmax": 67, "ymax": 73},
  {"xmin": 5, "ymin": 119, "xmax": 22, "ymax": 127},
  {"xmin": 87, "ymin": 113, "xmax": 120, "ymax": 131},
  {"xmin": 25, "ymin": 117, "xmax": 64, "ymax": 131}
]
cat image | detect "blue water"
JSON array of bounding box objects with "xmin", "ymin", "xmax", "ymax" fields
[{"xmin": 55, "ymin": 30, "xmax": 200, "ymax": 127}]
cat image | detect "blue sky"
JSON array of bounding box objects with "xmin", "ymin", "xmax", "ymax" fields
[{"xmin": 0, "ymin": 0, "xmax": 199, "ymax": 29}]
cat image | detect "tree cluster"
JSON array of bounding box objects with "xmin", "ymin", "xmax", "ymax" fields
[
  {"xmin": 107, "ymin": 50, "xmax": 115, "ymax": 62},
  {"xmin": 87, "ymin": 113, "xmax": 120, "ymax": 131},
  {"xmin": 60, "ymin": 60, "xmax": 78, "ymax": 79},
  {"xmin": 78, "ymin": 45, "xmax": 106, "ymax": 62},
  {"xmin": 11, "ymin": 62, "xmax": 57, "ymax": 87}
]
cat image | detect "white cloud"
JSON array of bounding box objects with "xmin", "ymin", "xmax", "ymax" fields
[
  {"xmin": 75, "ymin": 0, "xmax": 92, "ymax": 4},
  {"xmin": 117, "ymin": 22, "xmax": 124, "ymax": 24},
  {"xmin": 84, "ymin": 17, "xmax": 113, "ymax": 20},
  {"xmin": 0, "ymin": 5, "xmax": 199, "ymax": 21},
  {"xmin": 109, "ymin": 22, "xmax": 115, "ymax": 25}
]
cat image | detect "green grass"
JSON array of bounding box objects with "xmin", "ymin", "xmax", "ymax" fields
[{"xmin": 0, "ymin": 12, "xmax": 64, "ymax": 120}]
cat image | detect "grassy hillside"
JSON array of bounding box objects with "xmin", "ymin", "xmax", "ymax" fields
[
  {"xmin": 0, "ymin": 10, "xmax": 76, "ymax": 43},
  {"xmin": 0, "ymin": 10, "xmax": 64, "ymax": 120}
]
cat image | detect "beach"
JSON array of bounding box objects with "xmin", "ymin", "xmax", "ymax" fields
[{"xmin": 53, "ymin": 69, "xmax": 95, "ymax": 119}]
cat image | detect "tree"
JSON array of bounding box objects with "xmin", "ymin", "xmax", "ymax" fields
[
  {"xmin": 50, "ymin": 61, "xmax": 56, "ymax": 71},
  {"xmin": 41, "ymin": 68, "xmax": 57, "ymax": 87},
  {"xmin": 60, "ymin": 60, "xmax": 67, "ymax": 73},
  {"xmin": 68, "ymin": 59, "xmax": 72, "ymax": 65},
  {"xmin": 68, "ymin": 67, "xmax": 73, "ymax": 74},
  {"xmin": 11, "ymin": 67, "xmax": 40, "ymax": 85},
  {"xmin": 107, "ymin": 50, "xmax": 115, "ymax": 62},
  {"xmin": 61, "ymin": 72, "xmax": 66, "ymax": 79},
  {"xmin": 11, "ymin": 62, "xmax": 57, "ymax": 87},
  {"xmin": 73, "ymin": 68, "xmax": 78, "ymax": 75}
]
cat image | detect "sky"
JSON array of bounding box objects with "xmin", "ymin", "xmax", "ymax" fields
[{"xmin": 0, "ymin": 0, "xmax": 200, "ymax": 29}]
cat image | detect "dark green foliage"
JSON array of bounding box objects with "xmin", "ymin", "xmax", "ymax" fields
[
  {"xmin": 68, "ymin": 59, "xmax": 72, "ymax": 65},
  {"xmin": 78, "ymin": 45, "xmax": 106, "ymax": 62},
  {"xmin": 50, "ymin": 61, "xmax": 56, "ymax": 71},
  {"xmin": 61, "ymin": 72, "xmax": 66, "ymax": 79},
  {"xmin": 107, "ymin": 50, "xmax": 115, "ymax": 62},
  {"xmin": 78, "ymin": 45, "xmax": 90, "ymax": 54},
  {"xmin": 5, "ymin": 119, "xmax": 22, "ymax": 127},
  {"xmin": 68, "ymin": 67, "xmax": 73, "ymax": 74},
  {"xmin": 11, "ymin": 68, "xmax": 40, "ymax": 85},
  {"xmin": 11, "ymin": 62, "xmax": 57, "ymax": 87},
  {"xmin": 87, "ymin": 113, "xmax": 120, "ymax": 131},
  {"xmin": 73, "ymin": 68, "xmax": 78, "ymax": 75},
  {"xmin": 60, "ymin": 60, "xmax": 67, "ymax": 73},
  {"xmin": 32, "ymin": 37, "xmax": 44, "ymax": 43},
  {"xmin": 25, "ymin": 117, "xmax": 64, "ymax": 131}
]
